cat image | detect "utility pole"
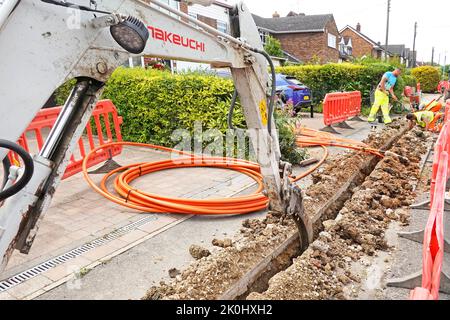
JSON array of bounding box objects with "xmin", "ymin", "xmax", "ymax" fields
[
  {"xmin": 431, "ymin": 47, "xmax": 435, "ymax": 66},
  {"xmin": 384, "ymin": 0, "xmax": 391, "ymax": 61},
  {"xmin": 444, "ymin": 52, "xmax": 447, "ymax": 80},
  {"xmin": 412, "ymin": 22, "xmax": 417, "ymax": 67}
]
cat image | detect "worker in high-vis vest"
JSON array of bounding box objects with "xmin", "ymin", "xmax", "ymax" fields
[
  {"xmin": 367, "ymin": 68, "xmax": 402, "ymax": 124},
  {"xmin": 406, "ymin": 111, "xmax": 443, "ymax": 131}
]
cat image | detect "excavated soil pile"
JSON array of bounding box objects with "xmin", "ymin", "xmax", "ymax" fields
[
  {"xmin": 142, "ymin": 120, "xmax": 410, "ymax": 300},
  {"xmin": 247, "ymin": 128, "xmax": 429, "ymax": 300}
]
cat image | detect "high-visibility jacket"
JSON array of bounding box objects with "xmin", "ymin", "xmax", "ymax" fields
[
  {"xmin": 424, "ymin": 101, "xmax": 442, "ymax": 113},
  {"xmin": 415, "ymin": 111, "xmax": 435, "ymax": 128}
]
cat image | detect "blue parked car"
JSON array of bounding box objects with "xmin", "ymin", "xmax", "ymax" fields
[{"xmin": 275, "ymin": 74, "xmax": 313, "ymax": 117}]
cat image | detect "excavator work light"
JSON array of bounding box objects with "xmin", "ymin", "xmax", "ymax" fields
[{"xmin": 110, "ymin": 16, "xmax": 149, "ymax": 54}]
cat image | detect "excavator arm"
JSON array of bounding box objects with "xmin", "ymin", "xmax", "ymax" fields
[{"xmin": 0, "ymin": 0, "xmax": 311, "ymax": 273}]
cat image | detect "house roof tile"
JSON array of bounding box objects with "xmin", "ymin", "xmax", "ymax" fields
[{"xmin": 252, "ymin": 13, "xmax": 334, "ymax": 33}]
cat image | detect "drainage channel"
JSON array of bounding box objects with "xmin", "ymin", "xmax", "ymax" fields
[
  {"xmin": 219, "ymin": 123, "xmax": 410, "ymax": 300},
  {"xmin": 0, "ymin": 215, "xmax": 158, "ymax": 292}
]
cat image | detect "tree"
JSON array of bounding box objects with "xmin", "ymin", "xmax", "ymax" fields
[{"xmin": 264, "ymin": 35, "xmax": 284, "ymax": 58}]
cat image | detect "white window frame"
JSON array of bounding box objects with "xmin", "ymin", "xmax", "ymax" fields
[{"xmin": 327, "ymin": 33, "xmax": 337, "ymax": 49}]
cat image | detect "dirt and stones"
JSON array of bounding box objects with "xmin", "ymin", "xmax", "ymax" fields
[
  {"xmin": 189, "ymin": 245, "xmax": 211, "ymax": 260},
  {"xmin": 247, "ymin": 128, "xmax": 430, "ymax": 300},
  {"xmin": 142, "ymin": 120, "xmax": 413, "ymax": 301},
  {"xmin": 144, "ymin": 215, "xmax": 295, "ymax": 300},
  {"xmin": 305, "ymin": 121, "xmax": 408, "ymax": 236},
  {"xmin": 212, "ymin": 238, "xmax": 233, "ymax": 248}
]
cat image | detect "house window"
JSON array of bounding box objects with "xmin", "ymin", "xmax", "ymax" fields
[
  {"xmin": 328, "ymin": 33, "xmax": 337, "ymax": 49},
  {"xmin": 217, "ymin": 20, "xmax": 228, "ymax": 34},
  {"xmin": 347, "ymin": 47, "xmax": 353, "ymax": 56},
  {"xmin": 259, "ymin": 30, "xmax": 269, "ymax": 45}
]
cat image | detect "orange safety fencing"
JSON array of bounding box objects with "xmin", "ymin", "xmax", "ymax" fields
[
  {"xmin": 410, "ymin": 100, "xmax": 450, "ymax": 300},
  {"xmin": 347, "ymin": 91, "xmax": 362, "ymax": 118},
  {"xmin": 9, "ymin": 100, "xmax": 123, "ymax": 180},
  {"xmin": 321, "ymin": 91, "xmax": 362, "ymax": 133}
]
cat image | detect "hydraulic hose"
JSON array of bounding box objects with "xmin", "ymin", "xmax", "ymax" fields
[
  {"xmin": 0, "ymin": 139, "xmax": 34, "ymax": 202},
  {"xmin": 2, "ymin": 156, "xmax": 11, "ymax": 189},
  {"xmin": 227, "ymin": 89, "xmax": 238, "ymax": 130},
  {"xmin": 251, "ymin": 48, "xmax": 277, "ymax": 136},
  {"xmin": 227, "ymin": 49, "xmax": 276, "ymax": 134}
]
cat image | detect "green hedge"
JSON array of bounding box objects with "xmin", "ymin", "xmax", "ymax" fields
[
  {"xmin": 411, "ymin": 66, "xmax": 440, "ymax": 93},
  {"xmin": 101, "ymin": 68, "xmax": 245, "ymax": 147},
  {"xmin": 54, "ymin": 68, "xmax": 305, "ymax": 163},
  {"xmin": 277, "ymin": 62, "xmax": 405, "ymax": 106}
]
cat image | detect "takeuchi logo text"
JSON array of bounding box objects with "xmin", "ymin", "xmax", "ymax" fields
[{"xmin": 147, "ymin": 26, "xmax": 206, "ymax": 52}]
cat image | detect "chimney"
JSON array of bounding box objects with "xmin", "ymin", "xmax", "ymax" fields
[
  {"xmin": 356, "ymin": 23, "xmax": 361, "ymax": 32},
  {"xmin": 272, "ymin": 11, "xmax": 280, "ymax": 18}
]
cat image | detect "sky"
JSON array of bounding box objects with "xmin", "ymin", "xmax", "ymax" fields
[{"xmin": 227, "ymin": 0, "xmax": 450, "ymax": 63}]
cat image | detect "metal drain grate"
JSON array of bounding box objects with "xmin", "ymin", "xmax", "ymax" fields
[{"xmin": 0, "ymin": 215, "xmax": 158, "ymax": 292}]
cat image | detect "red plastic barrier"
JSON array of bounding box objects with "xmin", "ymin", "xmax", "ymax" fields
[
  {"xmin": 410, "ymin": 151, "xmax": 447, "ymax": 300},
  {"xmin": 445, "ymin": 100, "xmax": 450, "ymax": 123},
  {"xmin": 11, "ymin": 100, "xmax": 123, "ymax": 180},
  {"xmin": 410, "ymin": 100, "xmax": 450, "ymax": 300},
  {"xmin": 347, "ymin": 91, "xmax": 362, "ymax": 118},
  {"xmin": 323, "ymin": 93, "xmax": 350, "ymax": 126},
  {"xmin": 323, "ymin": 91, "xmax": 361, "ymax": 126},
  {"xmin": 438, "ymin": 80, "xmax": 450, "ymax": 93}
]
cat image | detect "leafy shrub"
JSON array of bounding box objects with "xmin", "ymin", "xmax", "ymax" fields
[
  {"xmin": 275, "ymin": 104, "xmax": 308, "ymax": 164},
  {"xmin": 411, "ymin": 66, "xmax": 440, "ymax": 93},
  {"xmin": 264, "ymin": 35, "xmax": 284, "ymax": 58},
  {"xmin": 402, "ymin": 74, "xmax": 417, "ymax": 88}
]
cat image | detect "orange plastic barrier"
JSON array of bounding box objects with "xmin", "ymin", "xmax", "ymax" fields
[
  {"xmin": 438, "ymin": 80, "xmax": 450, "ymax": 93},
  {"xmin": 11, "ymin": 100, "xmax": 123, "ymax": 180},
  {"xmin": 323, "ymin": 93, "xmax": 349, "ymax": 126},
  {"xmin": 322, "ymin": 91, "xmax": 362, "ymax": 128},
  {"xmin": 445, "ymin": 100, "xmax": 450, "ymax": 123},
  {"xmin": 347, "ymin": 91, "xmax": 362, "ymax": 118},
  {"xmin": 410, "ymin": 100, "xmax": 450, "ymax": 300}
]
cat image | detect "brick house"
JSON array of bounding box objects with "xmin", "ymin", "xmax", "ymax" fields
[
  {"xmin": 252, "ymin": 12, "xmax": 340, "ymax": 63},
  {"xmin": 339, "ymin": 23, "xmax": 388, "ymax": 60},
  {"xmin": 382, "ymin": 45, "xmax": 416, "ymax": 67},
  {"xmin": 179, "ymin": 0, "xmax": 231, "ymax": 33}
]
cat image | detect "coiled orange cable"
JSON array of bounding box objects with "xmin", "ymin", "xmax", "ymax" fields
[
  {"xmin": 82, "ymin": 127, "xmax": 383, "ymax": 215},
  {"xmin": 82, "ymin": 142, "xmax": 268, "ymax": 215}
]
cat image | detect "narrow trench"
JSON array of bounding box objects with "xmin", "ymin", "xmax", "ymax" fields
[{"xmin": 236, "ymin": 128, "xmax": 408, "ymax": 300}]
